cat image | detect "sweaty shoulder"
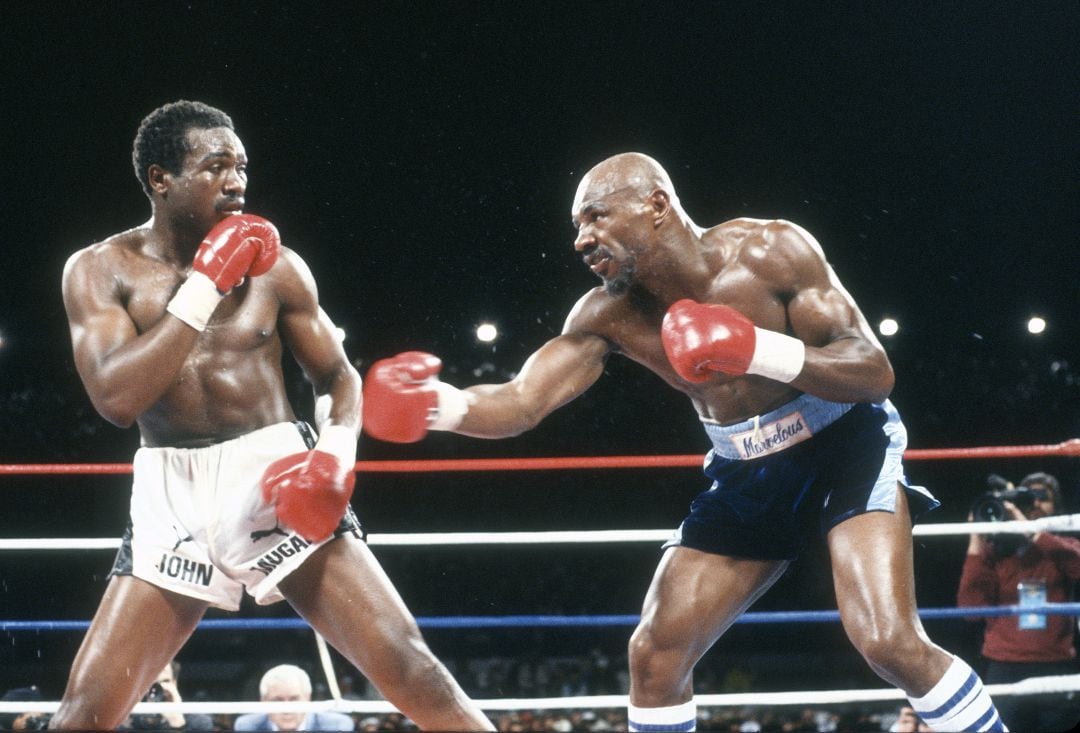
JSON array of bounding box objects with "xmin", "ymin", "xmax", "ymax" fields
[
  {"xmin": 562, "ymin": 286, "xmax": 630, "ymax": 339},
  {"xmin": 266, "ymin": 244, "xmax": 321, "ymax": 311},
  {"xmin": 561, "ymin": 286, "xmax": 654, "ymax": 357},
  {"xmin": 62, "ymin": 226, "xmax": 156, "ymax": 291},
  {"xmin": 707, "ymin": 217, "xmax": 830, "ymax": 296}
]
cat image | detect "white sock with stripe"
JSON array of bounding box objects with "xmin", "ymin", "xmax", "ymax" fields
[
  {"xmin": 627, "ymin": 700, "xmax": 696, "ymax": 732},
  {"xmin": 908, "ymin": 655, "xmax": 1006, "ymax": 732}
]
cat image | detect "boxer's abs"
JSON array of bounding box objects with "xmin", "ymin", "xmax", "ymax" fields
[{"xmin": 137, "ymin": 350, "xmax": 295, "ymax": 448}]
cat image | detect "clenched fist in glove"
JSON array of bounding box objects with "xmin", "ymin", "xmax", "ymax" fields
[
  {"xmin": 260, "ymin": 425, "xmax": 356, "ymax": 542},
  {"xmin": 167, "ymin": 214, "xmax": 280, "ymax": 331},
  {"xmin": 362, "ymin": 351, "xmax": 471, "ymax": 443},
  {"xmin": 661, "ymin": 299, "xmax": 805, "ymax": 384}
]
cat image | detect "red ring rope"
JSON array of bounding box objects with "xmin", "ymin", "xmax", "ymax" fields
[{"xmin": 1, "ymin": 439, "xmax": 1076, "ymax": 475}]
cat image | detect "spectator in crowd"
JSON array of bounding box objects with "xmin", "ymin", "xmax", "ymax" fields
[
  {"xmin": 127, "ymin": 659, "xmax": 214, "ymax": 731},
  {"xmin": 888, "ymin": 704, "xmax": 923, "ymax": 732},
  {"xmin": 957, "ymin": 471, "xmax": 1080, "ymax": 732},
  {"xmin": 233, "ymin": 664, "xmax": 354, "ymax": 731},
  {"xmin": 0, "ymin": 686, "xmax": 48, "ymax": 731}
]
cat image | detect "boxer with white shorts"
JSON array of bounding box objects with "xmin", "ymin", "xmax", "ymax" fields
[
  {"xmin": 56, "ymin": 100, "xmax": 492, "ymax": 731},
  {"xmin": 113, "ymin": 422, "xmax": 362, "ymax": 610}
]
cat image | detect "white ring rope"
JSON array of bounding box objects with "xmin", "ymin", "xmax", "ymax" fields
[
  {"xmin": 314, "ymin": 631, "xmax": 342, "ymax": 701},
  {"xmin": 5, "ymin": 510, "xmax": 1077, "ymax": 718},
  {"xmin": 2, "ymin": 674, "xmax": 1078, "ymax": 715},
  {"xmin": 2, "ymin": 514, "xmax": 1078, "ymax": 551}
]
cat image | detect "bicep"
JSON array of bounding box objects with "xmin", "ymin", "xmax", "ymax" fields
[
  {"xmin": 62, "ymin": 255, "xmax": 138, "ymax": 380},
  {"xmin": 280, "ymin": 302, "xmax": 347, "ymax": 384},
  {"xmin": 773, "ymin": 223, "xmax": 882, "ymax": 350},
  {"xmin": 787, "ymin": 284, "xmax": 867, "ymax": 347},
  {"xmin": 275, "ymin": 257, "xmax": 352, "ymax": 391},
  {"xmin": 512, "ymin": 332, "xmax": 610, "ymax": 407},
  {"xmin": 465, "ymin": 332, "xmax": 610, "ymax": 428}
]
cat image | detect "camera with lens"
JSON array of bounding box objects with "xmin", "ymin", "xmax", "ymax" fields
[
  {"xmin": 970, "ymin": 475, "xmax": 1038, "ymax": 556},
  {"xmin": 130, "ymin": 681, "xmax": 167, "ymax": 730},
  {"xmin": 971, "ymin": 488, "xmax": 1038, "ymax": 523}
]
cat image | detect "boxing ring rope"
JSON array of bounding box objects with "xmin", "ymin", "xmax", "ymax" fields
[
  {"xmin": 3, "ymin": 439, "xmax": 1078, "ymax": 718},
  {"xmin": 2, "ymin": 514, "xmax": 1079, "ymax": 552},
  {"xmin": 5, "ymin": 603, "xmax": 1080, "ymax": 633},
  {"xmin": 4, "ymin": 674, "xmax": 1080, "ymax": 716},
  {"xmin": 2, "ymin": 438, "xmax": 1078, "ymax": 476}
]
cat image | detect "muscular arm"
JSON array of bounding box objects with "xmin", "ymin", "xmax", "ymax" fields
[
  {"xmin": 455, "ymin": 331, "xmax": 611, "ymax": 438},
  {"xmin": 771, "ymin": 221, "xmax": 894, "ymax": 403},
  {"xmin": 275, "ymin": 250, "xmax": 362, "ymax": 435},
  {"xmin": 62, "ymin": 248, "xmax": 200, "ymax": 427}
]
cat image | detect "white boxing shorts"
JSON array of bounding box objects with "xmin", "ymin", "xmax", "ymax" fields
[{"xmin": 110, "ymin": 421, "xmax": 362, "ymax": 610}]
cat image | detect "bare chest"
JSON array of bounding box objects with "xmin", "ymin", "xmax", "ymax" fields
[
  {"xmin": 123, "ymin": 267, "xmax": 279, "ymax": 353},
  {"xmin": 599, "ymin": 270, "xmax": 795, "ymax": 421}
]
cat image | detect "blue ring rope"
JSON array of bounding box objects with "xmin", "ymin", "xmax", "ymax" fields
[{"xmin": 3, "ymin": 604, "xmax": 1079, "ymax": 632}]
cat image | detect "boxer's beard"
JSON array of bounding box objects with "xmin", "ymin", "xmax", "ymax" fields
[{"xmin": 603, "ymin": 259, "xmax": 635, "ymax": 296}]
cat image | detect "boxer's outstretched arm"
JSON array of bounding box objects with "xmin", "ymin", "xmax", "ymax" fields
[
  {"xmin": 458, "ymin": 331, "xmax": 611, "ymax": 438},
  {"xmin": 363, "ymin": 331, "xmax": 611, "ymax": 443}
]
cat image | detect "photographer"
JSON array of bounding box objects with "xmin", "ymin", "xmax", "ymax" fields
[
  {"xmin": 127, "ymin": 660, "xmax": 213, "ymax": 731},
  {"xmin": 957, "ymin": 472, "xmax": 1080, "ymax": 732}
]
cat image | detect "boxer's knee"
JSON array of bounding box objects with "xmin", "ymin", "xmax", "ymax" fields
[
  {"xmin": 628, "ymin": 622, "xmax": 694, "ymax": 705},
  {"xmin": 848, "ymin": 621, "xmax": 945, "ymax": 691},
  {"xmin": 376, "ymin": 636, "xmax": 455, "ymax": 696}
]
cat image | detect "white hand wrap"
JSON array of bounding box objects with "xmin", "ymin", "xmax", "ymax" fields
[
  {"xmin": 747, "ymin": 328, "xmax": 806, "ymax": 383},
  {"xmin": 314, "ymin": 424, "xmax": 357, "ymax": 466},
  {"xmin": 428, "ymin": 380, "xmax": 472, "ymax": 431},
  {"xmin": 166, "ymin": 271, "xmax": 223, "ymax": 332}
]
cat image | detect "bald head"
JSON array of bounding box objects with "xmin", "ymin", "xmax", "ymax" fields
[{"xmin": 573, "ymin": 152, "xmax": 680, "ymax": 210}]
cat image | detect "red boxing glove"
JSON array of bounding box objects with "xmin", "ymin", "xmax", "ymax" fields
[
  {"xmin": 362, "ymin": 351, "xmax": 470, "ymax": 443},
  {"xmin": 167, "ymin": 214, "xmax": 281, "ymax": 332},
  {"xmin": 260, "ymin": 426, "xmax": 357, "ymax": 542},
  {"xmin": 194, "ymin": 214, "xmax": 281, "ymax": 292},
  {"xmin": 661, "ymin": 299, "xmax": 805, "ymax": 384}
]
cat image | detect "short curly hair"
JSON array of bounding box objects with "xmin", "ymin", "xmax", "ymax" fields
[{"xmin": 132, "ymin": 100, "xmax": 234, "ymax": 197}]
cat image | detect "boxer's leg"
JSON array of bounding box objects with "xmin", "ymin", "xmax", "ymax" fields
[
  {"xmin": 627, "ymin": 546, "xmax": 787, "ymax": 731},
  {"xmin": 280, "ymin": 536, "xmax": 494, "ymax": 731},
  {"xmin": 51, "ymin": 575, "xmax": 208, "ymax": 730},
  {"xmin": 829, "ymin": 487, "xmax": 1005, "ymax": 732}
]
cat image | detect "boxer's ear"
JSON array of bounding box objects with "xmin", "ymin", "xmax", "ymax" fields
[
  {"xmin": 148, "ymin": 164, "xmax": 169, "ymax": 195},
  {"xmin": 648, "ymin": 188, "xmax": 671, "ymax": 227}
]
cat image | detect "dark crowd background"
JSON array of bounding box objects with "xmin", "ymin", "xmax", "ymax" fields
[{"xmin": 1, "ymin": 2, "xmax": 1077, "ymax": 704}]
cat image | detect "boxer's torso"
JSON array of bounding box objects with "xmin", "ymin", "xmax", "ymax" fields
[
  {"xmin": 568, "ymin": 219, "xmax": 808, "ymax": 425},
  {"xmin": 95, "ymin": 227, "xmax": 295, "ymax": 447}
]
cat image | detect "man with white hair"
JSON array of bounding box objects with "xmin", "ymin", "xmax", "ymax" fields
[{"xmin": 233, "ymin": 664, "xmax": 354, "ymax": 731}]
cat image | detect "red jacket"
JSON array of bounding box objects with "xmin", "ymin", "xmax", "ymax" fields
[{"xmin": 957, "ymin": 532, "xmax": 1080, "ymax": 662}]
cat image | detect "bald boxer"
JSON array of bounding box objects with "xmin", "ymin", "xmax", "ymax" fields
[
  {"xmin": 364, "ymin": 153, "xmax": 1006, "ymax": 732},
  {"xmin": 55, "ymin": 100, "xmax": 491, "ymax": 731}
]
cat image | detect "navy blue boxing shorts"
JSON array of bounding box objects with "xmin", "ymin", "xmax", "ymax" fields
[{"xmin": 666, "ymin": 394, "xmax": 939, "ymax": 561}]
